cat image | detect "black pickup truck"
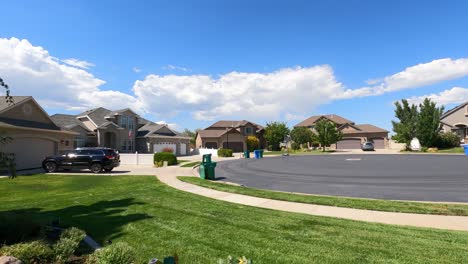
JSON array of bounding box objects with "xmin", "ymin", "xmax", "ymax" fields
[{"xmin": 42, "ymin": 147, "xmax": 120, "ymax": 173}]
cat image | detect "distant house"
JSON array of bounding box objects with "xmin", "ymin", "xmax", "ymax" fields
[
  {"xmin": 0, "ymin": 96, "xmax": 76, "ymax": 170},
  {"xmin": 195, "ymin": 120, "xmax": 265, "ymax": 152},
  {"xmin": 440, "ymin": 102, "xmax": 468, "ymax": 143},
  {"xmin": 294, "ymin": 114, "xmax": 389, "ymax": 149},
  {"xmin": 51, "ymin": 108, "xmax": 190, "ymax": 156}
]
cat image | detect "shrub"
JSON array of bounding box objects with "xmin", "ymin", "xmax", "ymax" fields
[
  {"xmin": 162, "ymin": 147, "xmax": 174, "ymax": 153},
  {"xmin": 421, "ymin": 146, "xmax": 428, "ymax": 152},
  {"xmin": 246, "ymin": 136, "xmax": 260, "ymax": 152},
  {"xmin": 0, "ymin": 241, "xmax": 54, "ymax": 264},
  {"xmin": 87, "ymin": 242, "xmax": 135, "ymax": 264},
  {"xmin": 0, "ymin": 213, "xmax": 42, "ymax": 245},
  {"xmin": 54, "ymin": 227, "xmax": 86, "ymax": 262},
  {"xmin": 291, "ymin": 142, "xmax": 300, "ymax": 150},
  {"xmin": 217, "ymin": 148, "xmax": 233, "ymax": 157},
  {"xmin": 436, "ymin": 132, "xmax": 460, "ymax": 149},
  {"xmin": 154, "ymin": 152, "xmax": 177, "ymax": 166}
]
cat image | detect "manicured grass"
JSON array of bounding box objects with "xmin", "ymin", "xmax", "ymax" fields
[
  {"xmin": 438, "ymin": 147, "xmax": 465, "ymax": 154},
  {"xmin": 177, "ymin": 159, "xmax": 191, "ymax": 164},
  {"xmin": 1, "ymin": 175, "xmax": 468, "ymax": 263},
  {"xmin": 180, "ymin": 161, "xmax": 201, "ymax": 167},
  {"xmin": 178, "ymin": 176, "xmax": 468, "ymax": 216},
  {"xmin": 263, "ymin": 150, "xmax": 334, "ymax": 156}
]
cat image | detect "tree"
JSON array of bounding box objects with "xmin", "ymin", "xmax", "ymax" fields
[
  {"xmin": 246, "ymin": 136, "xmax": 260, "ymax": 152},
  {"xmin": 417, "ymin": 98, "xmax": 444, "ymax": 147},
  {"xmin": 0, "ymin": 78, "xmax": 15, "ymax": 178},
  {"xmin": 181, "ymin": 128, "xmax": 200, "ymax": 147},
  {"xmin": 391, "ymin": 99, "xmax": 418, "ymax": 147},
  {"xmin": 264, "ymin": 122, "xmax": 290, "ymax": 151},
  {"xmin": 290, "ymin": 126, "xmax": 315, "ymax": 148},
  {"xmin": 0, "ymin": 77, "xmax": 14, "ymax": 105},
  {"xmin": 315, "ymin": 119, "xmax": 343, "ymax": 152}
]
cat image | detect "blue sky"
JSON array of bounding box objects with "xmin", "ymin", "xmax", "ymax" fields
[{"xmin": 1, "ymin": 0, "xmax": 468, "ymax": 131}]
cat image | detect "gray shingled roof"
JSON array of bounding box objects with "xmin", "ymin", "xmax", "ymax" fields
[
  {"xmin": 0, "ymin": 96, "xmax": 31, "ymax": 112},
  {"xmin": 294, "ymin": 114, "xmax": 354, "ymax": 127},
  {"xmin": 207, "ymin": 120, "xmax": 264, "ymax": 130},
  {"xmin": 78, "ymin": 107, "xmax": 113, "ymax": 126},
  {"xmin": 137, "ymin": 122, "xmax": 176, "ymax": 137},
  {"xmin": 343, "ymin": 124, "xmax": 388, "ymax": 134},
  {"xmin": 0, "ymin": 117, "xmax": 60, "ymax": 130}
]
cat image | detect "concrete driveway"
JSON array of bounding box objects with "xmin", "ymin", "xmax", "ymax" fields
[{"xmin": 215, "ymin": 154, "xmax": 468, "ymax": 202}]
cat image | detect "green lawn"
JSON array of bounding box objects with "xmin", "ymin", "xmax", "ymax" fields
[
  {"xmin": 178, "ymin": 176, "xmax": 468, "ymax": 216},
  {"xmin": 438, "ymin": 147, "xmax": 465, "ymax": 154},
  {"xmin": 180, "ymin": 161, "xmax": 201, "ymax": 167},
  {"xmin": 1, "ymin": 175, "xmax": 468, "ymax": 263},
  {"xmin": 263, "ymin": 150, "xmax": 334, "ymax": 156}
]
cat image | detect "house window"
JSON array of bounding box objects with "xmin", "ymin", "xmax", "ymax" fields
[
  {"xmin": 127, "ymin": 116, "xmax": 134, "ymax": 131},
  {"xmin": 120, "ymin": 116, "xmax": 128, "ymax": 128},
  {"xmin": 73, "ymin": 137, "xmax": 85, "ymax": 148},
  {"xmin": 245, "ymin": 127, "xmax": 253, "ymax": 135}
]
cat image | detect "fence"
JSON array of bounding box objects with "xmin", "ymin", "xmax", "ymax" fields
[
  {"xmin": 119, "ymin": 153, "xmax": 154, "ymax": 165},
  {"xmin": 196, "ymin": 148, "xmax": 218, "ymax": 157}
]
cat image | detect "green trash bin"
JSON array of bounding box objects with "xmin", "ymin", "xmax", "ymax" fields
[
  {"xmin": 244, "ymin": 151, "xmax": 250, "ymax": 158},
  {"xmin": 199, "ymin": 164, "xmax": 206, "ymax": 179},
  {"xmin": 259, "ymin": 149, "xmax": 264, "ymax": 158},
  {"xmin": 205, "ymin": 162, "xmax": 217, "ymax": 180}
]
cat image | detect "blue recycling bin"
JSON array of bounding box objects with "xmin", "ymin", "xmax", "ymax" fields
[
  {"xmin": 464, "ymin": 145, "xmax": 468, "ymax": 155},
  {"xmin": 254, "ymin": 150, "xmax": 260, "ymax": 159}
]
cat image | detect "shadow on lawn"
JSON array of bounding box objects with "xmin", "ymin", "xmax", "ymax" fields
[{"xmin": 0, "ymin": 198, "xmax": 151, "ymax": 244}]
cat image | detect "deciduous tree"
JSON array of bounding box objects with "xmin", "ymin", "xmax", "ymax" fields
[
  {"xmin": 264, "ymin": 122, "xmax": 290, "ymax": 151},
  {"xmin": 315, "ymin": 119, "xmax": 342, "ymax": 152}
]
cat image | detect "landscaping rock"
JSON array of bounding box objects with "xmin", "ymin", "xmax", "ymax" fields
[{"xmin": 0, "ymin": 256, "xmax": 23, "ymax": 264}]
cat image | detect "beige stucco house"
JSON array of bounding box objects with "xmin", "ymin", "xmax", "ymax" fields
[
  {"xmin": 295, "ymin": 114, "xmax": 389, "ymax": 149},
  {"xmin": 0, "ymin": 96, "xmax": 77, "ymax": 170},
  {"xmin": 440, "ymin": 102, "xmax": 468, "ymax": 143},
  {"xmin": 51, "ymin": 107, "xmax": 190, "ymax": 156},
  {"xmin": 195, "ymin": 120, "xmax": 265, "ymax": 152}
]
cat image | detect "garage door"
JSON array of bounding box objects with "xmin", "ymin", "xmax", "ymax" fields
[
  {"xmin": 6, "ymin": 137, "xmax": 56, "ymax": 170},
  {"xmin": 336, "ymin": 138, "xmax": 361, "ymax": 149},
  {"xmin": 205, "ymin": 142, "xmax": 218, "ymax": 149},
  {"xmin": 154, "ymin": 143, "xmax": 176, "ymax": 155},
  {"xmin": 223, "ymin": 142, "xmax": 244, "ymax": 152},
  {"xmin": 370, "ymin": 138, "xmax": 385, "ymax": 149},
  {"xmin": 180, "ymin": 143, "xmax": 187, "ymax": 155}
]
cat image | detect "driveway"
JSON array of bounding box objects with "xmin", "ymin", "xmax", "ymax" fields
[{"xmin": 215, "ymin": 155, "xmax": 468, "ymax": 202}]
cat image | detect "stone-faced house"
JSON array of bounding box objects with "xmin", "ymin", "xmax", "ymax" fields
[
  {"xmin": 440, "ymin": 102, "xmax": 468, "ymax": 143},
  {"xmin": 195, "ymin": 120, "xmax": 265, "ymax": 152},
  {"xmin": 51, "ymin": 108, "xmax": 190, "ymax": 156},
  {"xmin": 294, "ymin": 114, "xmax": 389, "ymax": 149},
  {"xmin": 0, "ymin": 96, "xmax": 76, "ymax": 170}
]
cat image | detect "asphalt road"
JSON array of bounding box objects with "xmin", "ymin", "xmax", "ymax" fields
[{"xmin": 215, "ymin": 155, "xmax": 468, "ymax": 202}]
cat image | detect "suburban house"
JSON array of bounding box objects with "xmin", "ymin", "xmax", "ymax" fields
[
  {"xmin": 195, "ymin": 120, "xmax": 265, "ymax": 152},
  {"xmin": 440, "ymin": 101, "xmax": 468, "ymax": 143},
  {"xmin": 51, "ymin": 108, "xmax": 190, "ymax": 156},
  {"xmin": 0, "ymin": 96, "xmax": 77, "ymax": 170},
  {"xmin": 294, "ymin": 114, "xmax": 389, "ymax": 149}
]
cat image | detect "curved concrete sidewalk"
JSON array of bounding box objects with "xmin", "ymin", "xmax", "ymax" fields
[{"xmin": 155, "ymin": 166, "xmax": 468, "ymax": 232}]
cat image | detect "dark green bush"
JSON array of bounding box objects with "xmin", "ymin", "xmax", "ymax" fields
[
  {"xmin": 154, "ymin": 152, "xmax": 177, "ymax": 166},
  {"xmin": 217, "ymin": 148, "xmax": 233, "ymax": 157},
  {"xmin": 54, "ymin": 227, "xmax": 86, "ymax": 262},
  {"xmin": 0, "ymin": 241, "xmax": 54, "ymax": 264},
  {"xmin": 0, "ymin": 212, "xmax": 42, "ymax": 245},
  {"xmin": 436, "ymin": 132, "xmax": 461, "ymax": 149},
  {"xmin": 87, "ymin": 242, "xmax": 135, "ymax": 264},
  {"xmin": 291, "ymin": 142, "xmax": 301, "ymax": 150}
]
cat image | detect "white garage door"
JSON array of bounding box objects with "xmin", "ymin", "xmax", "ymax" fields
[
  {"xmin": 6, "ymin": 137, "xmax": 56, "ymax": 170},
  {"xmin": 180, "ymin": 143, "xmax": 187, "ymax": 155},
  {"xmin": 154, "ymin": 143, "xmax": 176, "ymax": 155}
]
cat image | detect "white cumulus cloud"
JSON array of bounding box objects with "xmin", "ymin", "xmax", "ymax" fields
[
  {"xmin": 0, "ymin": 37, "xmax": 139, "ymax": 112},
  {"xmin": 407, "ymin": 87, "xmax": 468, "ymax": 106},
  {"xmin": 336, "ymin": 58, "xmax": 468, "ymax": 99},
  {"xmin": 62, "ymin": 58, "xmax": 95, "ymax": 69}
]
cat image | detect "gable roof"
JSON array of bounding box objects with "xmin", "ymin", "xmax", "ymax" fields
[
  {"xmin": 295, "ymin": 114, "xmax": 354, "ymax": 127},
  {"xmin": 137, "ymin": 122, "xmax": 167, "ymax": 137},
  {"xmin": 50, "ymin": 113, "xmax": 91, "ymax": 131},
  {"xmin": 77, "ymin": 107, "xmax": 112, "ymax": 127},
  {"xmin": 343, "ymin": 124, "xmax": 388, "ymax": 134},
  {"xmin": 207, "ymin": 120, "xmax": 264, "ymax": 129},
  {"xmin": 0, "ymin": 96, "xmax": 32, "ymax": 114},
  {"xmin": 441, "ymin": 102, "xmax": 468, "ymax": 119}
]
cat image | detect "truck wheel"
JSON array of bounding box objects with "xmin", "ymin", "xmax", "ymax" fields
[
  {"xmin": 44, "ymin": 162, "xmax": 57, "ymax": 173},
  {"xmin": 90, "ymin": 163, "xmax": 103, "ymax": 173}
]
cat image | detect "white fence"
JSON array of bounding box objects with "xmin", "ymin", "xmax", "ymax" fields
[
  {"xmin": 119, "ymin": 153, "xmax": 155, "ymax": 165},
  {"xmin": 196, "ymin": 148, "xmax": 218, "ymax": 157}
]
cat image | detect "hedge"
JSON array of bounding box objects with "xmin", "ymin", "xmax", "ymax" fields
[
  {"xmin": 154, "ymin": 152, "xmax": 178, "ymax": 166},
  {"xmin": 217, "ymin": 148, "xmax": 233, "ymax": 157}
]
